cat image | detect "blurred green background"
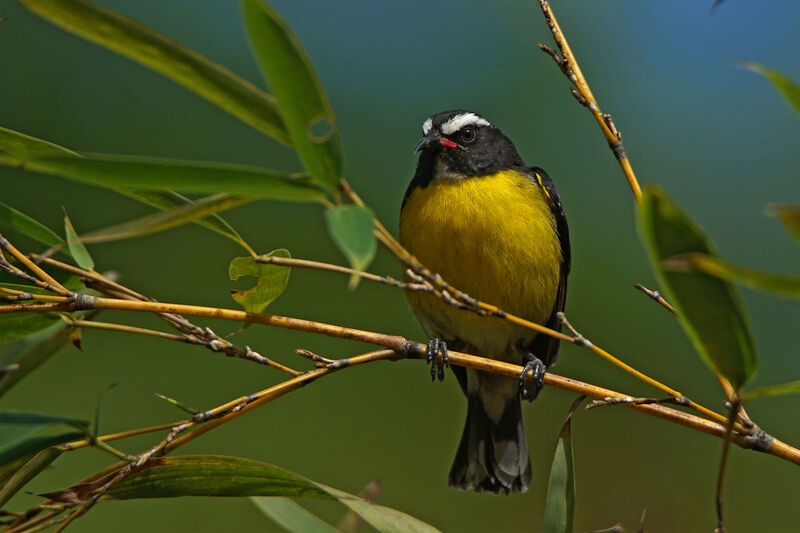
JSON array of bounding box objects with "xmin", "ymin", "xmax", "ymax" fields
[{"xmin": 1, "ymin": 0, "xmax": 799, "ymax": 531}]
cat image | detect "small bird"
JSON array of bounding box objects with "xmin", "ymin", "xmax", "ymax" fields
[{"xmin": 399, "ymin": 110, "xmax": 570, "ymax": 494}]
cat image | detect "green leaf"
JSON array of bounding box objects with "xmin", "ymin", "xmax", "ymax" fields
[
  {"xmin": 0, "ymin": 447, "xmax": 62, "ymax": 509},
  {"xmin": 104, "ymin": 456, "xmax": 331, "ymax": 500},
  {"xmin": 0, "ymin": 126, "xmax": 79, "ymax": 158},
  {"xmin": 542, "ymin": 398, "xmax": 581, "ymax": 533},
  {"xmin": 242, "ymin": 0, "xmax": 343, "ymax": 191},
  {"xmin": 11, "ymin": 154, "xmax": 327, "ymax": 203},
  {"xmin": 638, "ymin": 186, "xmax": 757, "ymax": 389},
  {"xmin": 324, "ymin": 206, "xmax": 376, "ymax": 289},
  {"xmin": 665, "ymin": 253, "xmax": 800, "ymax": 300},
  {"xmin": 251, "ymin": 497, "xmax": 339, "ymax": 533},
  {"xmin": 229, "ymin": 249, "xmax": 291, "ymax": 313},
  {"xmin": 0, "ymin": 320, "xmax": 74, "ymax": 396},
  {"xmin": 0, "ymin": 127, "xmax": 257, "ymax": 251},
  {"xmin": 0, "ymin": 411, "xmax": 87, "ymax": 470},
  {"xmin": 317, "ymin": 483, "xmax": 440, "ymax": 533},
  {"xmin": 80, "ymin": 193, "xmax": 255, "ymax": 245},
  {"xmin": 63, "ymin": 208, "xmax": 95, "ymax": 271},
  {"xmin": 20, "ymin": 0, "xmax": 291, "ymax": 144},
  {"xmin": 0, "ymin": 202, "xmax": 63, "ymax": 248},
  {"xmin": 740, "ymin": 61, "xmax": 800, "ymax": 116},
  {"xmin": 743, "ymin": 380, "xmax": 800, "ymax": 401},
  {"xmin": 766, "ymin": 204, "xmax": 800, "ymax": 243},
  {"xmin": 0, "ymin": 313, "xmax": 62, "ymax": 345}
]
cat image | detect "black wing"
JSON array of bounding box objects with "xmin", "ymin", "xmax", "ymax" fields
[{"xmin": 523, "ymin": 166, "xmax": 570, "ymax": 367}]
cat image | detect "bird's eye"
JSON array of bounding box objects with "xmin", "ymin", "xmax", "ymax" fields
[{"xmin": 461, "ymin": 127, "xmax": 476, "ymax": 143}]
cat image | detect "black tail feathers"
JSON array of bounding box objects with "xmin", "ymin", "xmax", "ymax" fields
[{"xmin": 448, "ymin": 394, "xmax": 531, "ymax": 494}]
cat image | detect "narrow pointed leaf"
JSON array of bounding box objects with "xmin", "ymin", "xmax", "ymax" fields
[
  {"xmin": 324, "ymin": 206, "xmax": 376, "ymax": 288},
  {"xmin": 740, "ymin": 61, "xmax": 800, "ymax": 116},
  {"xmin": 0, "ymin": 320, "xmax": 74, "ymax": 396},
  {"xmin": 229, "ymin": 249, "xmax": 291, "ymax": 313},
  {"xmin": 665, "ymin": 253, "xmax": 800, "ymax": 299},
  {"xmin": 0, "ymin": 126, "xmax": 79, "ymax": 158},
  {"xmin": 0, "ymin": 202, "xmax": 63, "ymax": 247},
  {"xmin": 766, "ymin": 204, "xmax": 800, "ymax": 243},
  {"xmin": 0, "ymin": 411, "xmax": 87, "ymax": 468},
  {"xmin": 20, "ymin": 0, "xmax": 291, "ymax": 144},
  {"xmin": 542, "ymin": 397, "xmax": 581, "ymax": 533},
  {"xmin": 80, "ymin": 193, "xmax": 255, "ymax": 245},
  {"xmin": 638, "ymin": 186, "xmax": 757, "ymax": 389},
  {"xmin": 744, "ymin": 380, "xmax": 800, "ymax": 401},
  {"xmin": 251, "ymin": 497, "xmax": 339, "ymax": 533},
  {"xmin": 0, "ymin": 313, "xmax": 62, "ymax": 345},
  {"xmin": 242, "ymin": 0, "xmax": 343, "ymax": 190},
  {"xmin": 63, "ymin": 209, "xmax": 94, "ymax": 270},
  {"xmin": 104, "ymin": 456, "xmax": 331, "ymax": 500},
  {"xmin": 13, "ymin": 154, "xmax": 327, "ymax": 202},
  {"xmin": 0, "ymin": 447, "xmax": 62, "ymax": 508}
]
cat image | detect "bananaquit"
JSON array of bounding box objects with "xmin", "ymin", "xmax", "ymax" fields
[{"xmin": 399, "ymin": 110, "xmax": 570, "ymax": 494}]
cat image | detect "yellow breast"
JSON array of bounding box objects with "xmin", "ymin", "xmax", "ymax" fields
[{"xmin": 399, "ymin": 170, "xmax": 561, "ymax": 357}]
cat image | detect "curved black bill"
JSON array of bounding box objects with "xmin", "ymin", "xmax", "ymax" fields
[{"xmin": 414, "ymin": 131, "xmax": 440, "ymax": 153}]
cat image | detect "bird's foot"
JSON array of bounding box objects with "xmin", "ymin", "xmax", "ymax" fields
[
  {"xmin": 427, "ymin": 338, "xmax": 449, "ymax": 382},
  {"xmin": 519, "ymin": 353, "xmax": 546, "ymax": 402}
]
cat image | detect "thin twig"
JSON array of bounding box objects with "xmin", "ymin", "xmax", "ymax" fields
[
  {"xmin": 715, "ymin": 400, "xmax": 741, "ymax": 533},
  {"xmin": 634, "ymin": 283, "xmax": 676, "ymax": 314}
]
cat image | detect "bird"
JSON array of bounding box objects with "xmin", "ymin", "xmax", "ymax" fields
[{"xmin": 399, "ymin": 110, "xmax": 570, "ymax": 494}]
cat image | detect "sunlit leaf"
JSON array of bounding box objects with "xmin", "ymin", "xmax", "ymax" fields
[
  {"xmin": 252, "ymin": 497, "xmax": 339, "ymax": 533},
  {"xmin": 324, "ymin": 206, "xmax": 376, "ymax": 289},
  {"xmin": 0, "ymin": 201, "xmax": 63, "ymax": 248},
  {"xmin": 542, "ymin": 397, "xmax": 581, "ymax": 533},
  {"xmin": 740, "ymin": 61, "xmax": 800, "ymax": 116},
  {"xmin": 12, "ymin": 154, "xmax": 327, "ymax": 203},
  {"xmin": 20, "ymin": 0, "xmax": 291, "ymax": 144},
  {"xmin": 665, "ymin": 253, "xmax": 800, "ymax": 300},
  {"xmin": 766, "ymin": 204, "xmax": 800, "ymax": 243},
  {"xmin": 242, "ymin": 0, "xmax": 343, "ymax": 191},
  {"xmin": 63, "ymin": 208, "xmax": 94, "ymax": 271},
  {"xmin": 80, "ymin": 193, "xmax": 255, "ymax": 245},
  {"xmin": 638, "ymin": 186, "xmax": 757, "ymax": 389},
  {"xmin": 744, "ymin": 380, "xmax": 800, "ymax": 401},
  {"xmin": 230, "ymin": 249, "xmax": 291, "ymax": 313},
  {"xmin": 0, "ymin": 447, "xmax": 62, "ymax": 508}
]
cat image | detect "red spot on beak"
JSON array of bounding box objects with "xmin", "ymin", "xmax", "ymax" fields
[{"xmin": 439, "ymin": 138, "xmax": 457, "ymax": 149}]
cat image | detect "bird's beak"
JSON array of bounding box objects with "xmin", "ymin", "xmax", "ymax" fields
[
  {"xmin": 414, "ymin": 131, "xmax": 458, "ymax": 153},
  {"xmin": 414, "ymin": 131, "xmax": 440, "ymax": 153}
]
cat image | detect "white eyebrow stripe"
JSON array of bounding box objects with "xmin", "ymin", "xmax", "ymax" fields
[
  {"xmin": 422, "ymin": 118, "xmax": 433, "ymax": 135},
  {"xmin": 440, "ymin": 113, "xmax": 491, "ymax": 135}
]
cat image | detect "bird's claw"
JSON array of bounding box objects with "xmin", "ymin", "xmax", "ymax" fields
[
  {"xmin": 427, "ymin": 338, "xmax": 449, "ymax": 382},
  {"xmin": 519, "ymin": 354, "xmax": 546, "ymax": 402}
]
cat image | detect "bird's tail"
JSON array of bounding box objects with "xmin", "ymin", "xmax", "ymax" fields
[{"xmin": 448, "ymin": 393, "xmax": 531, "ymax": 494}]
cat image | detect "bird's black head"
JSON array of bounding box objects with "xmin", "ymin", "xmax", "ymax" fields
[{"xmin": 414, "ymin": 110, "xmax": 524, "ymax": 178}]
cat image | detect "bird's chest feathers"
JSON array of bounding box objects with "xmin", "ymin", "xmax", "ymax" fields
[{"xmin": 400, "ymin": 171, "xmax": 561, "ymax": 349}]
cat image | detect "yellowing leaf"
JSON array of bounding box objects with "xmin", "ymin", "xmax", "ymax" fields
[{"xmin": 229, "ymin": 249, "xmax": 291, "ymax": 313}]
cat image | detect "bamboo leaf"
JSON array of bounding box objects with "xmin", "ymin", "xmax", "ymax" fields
[
  {"xmin": 766, "ymin": 204, "xmax": 800, "ymax": 243},
  {"xmin": 0, "ymin": 126, "xmax": 254, "ymax": 248},
  {"xmin": 744, "ymin": 380, "xmax": 800, "ymax": 401},
  {"xmin": 20, "ymin": 0, "xmax": 291, "ymax": 144},
  {"xmin": 251, "ymin": 497, "xmax": 339, "ymax": 533},
  {"xmin": 324, "ymin": 206, "xmax": 376, "ymax": 289},
  {"xmin": 104, "ymin": 456, "xmax": 331, "ymax": 500},
  {"xmin": 542, "ymin": 397, "xmax": 581, "ymax": 533},
  {"xmin": 13, "ymin": 154, "xmax": 327, "ymax": 203},
  {"xmin": 0, "ymin": 313, "xmax": 62, "ymax": 345},
  {"xmin": 80, "ymin": 193, "xmax": 255, "ymax": 245},
  {"xmin": 242, "ymin": 0, "xmax": 343, "ymax": 191},
  {"xmin": 0, "ymin": 202, "xmax": 64, "ymax": 248},
  {"xmin": 0, "ymin": 412, "xmax": 87, "ymax": 470},
  {"xmin": 229, "ymin": 249, "xmax": 291, "ymax": 313},
  {"xmin": 638, "ymin": 186, "xmax": 757, "ymax": 389},
  {"xmin": 740, "ymin": 61, "xmax": 800, "ymax": 116},
  {"xmin": 665, "ymin": 253, "xmax": 800, "ymax": 300},
  {"xmin": 0, "ymin": 447, "xmax": 62, "ymax": 508},
  {"xmin": 63, "ymin": 208, "xmax": 95, "ymax": 270},
  {"xmin": 0, "ymin": 320, "xmax": 74, "ymax": 396}
]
